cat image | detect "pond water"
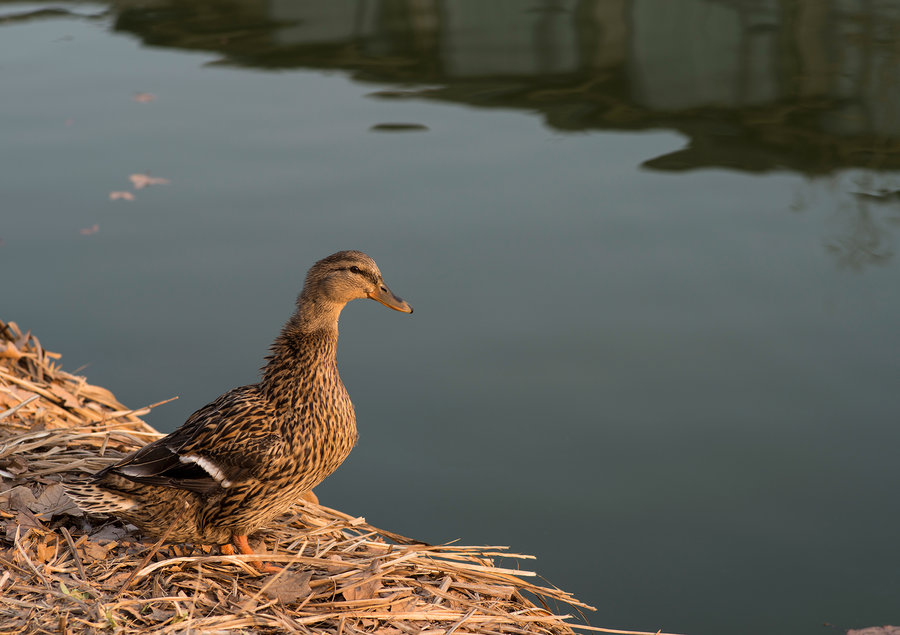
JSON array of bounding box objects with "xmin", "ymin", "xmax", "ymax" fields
[{"xmin": 3, "ymin": 1, "xmax": 900, "ymax": 634}]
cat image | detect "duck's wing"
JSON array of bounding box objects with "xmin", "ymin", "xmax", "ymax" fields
[{"xmin": 96, "ymin": 385, "xmax": 283, "ymax": 495}]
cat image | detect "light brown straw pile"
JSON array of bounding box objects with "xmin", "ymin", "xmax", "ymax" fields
[{"xmin": 0, "ymin": 318, "xmax": 674, "ymax": 635}]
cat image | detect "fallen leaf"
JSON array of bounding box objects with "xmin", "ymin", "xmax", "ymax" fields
[
  {"xmin": 0, "ymin": 457, "xmax": 29, "ymax": 477},
  {"xmin": 0, "ymin": 485, "xmax": 37, "ymax": 510},
  {"xmin": 848, "ymin": 628, "xmax": 900, "ymax": 635},
  {"xmin": 129, "ymin": 174, "xmax": 170, "ymax": 189},
  {"xmin": 262, "ymin": 570, "xmax": 312, "ymax": 604},
  {"xmin": 79, "ymin": 539, "xmax": 112, "ymax": 562},
  {"xmin": 103, "ymin": 571, "xmax": 132, "ymax": 590},
  {"xmin": 7, "ymin": 508, "xmax": 44, "ymax": 540},
  {"xmin": 109, "ymin": 191, "xmax": 135, "ymax": 201},
  {"xmin": 79, "ymin": 224, "xmax": 99, "ymax": 236},
  {"xmin": 145, "ymin": 607, "xmax": 174, "ymax": 621},
  {"xmin": 59, "ymin": 580, "xmax": 91, "ymax": 601},
  {"xmin": 342, "ymin": 575, "xmax": 383, "ymax": 602},
  {"xmin": 89, "ymin": 523, "xmax": 131, "ymax": 543},
  {"xmin": 389, "ymin": 596, "xmax": 418, "ymax": 613},
  {"xmin": 34, "ymin": 536, "xmax": 56, "ymax": 563},
  {"xmin": 132, "ymin": 92, "xmax": 155, "ymax": 103},
  {"xmin": 30, "ymin": 484, "xmax": 82, "ymax": 518}
]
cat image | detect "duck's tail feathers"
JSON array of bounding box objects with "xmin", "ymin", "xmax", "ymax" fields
[{"xmin": 63, "ymin": 481, "xmax": 138, "ymax": 515}]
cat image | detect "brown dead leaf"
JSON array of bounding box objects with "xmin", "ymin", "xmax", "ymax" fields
[
  {"xmin": 0, "ymin": 457, "xmax": 29, "ymax": 477},
  {"xmin": 79, "ymin": 224, "xmax": 99, "ymax": 236},
  {"xmin": 89, "ymin": 523, "xmax": 131, "ymax": 543},
  {"xmin": 145, "ymin": 607, "xmax": 174, "ymax": 622},
  {"xmin": 132, "ymin": 92, "xmax": 156, "ymax": 103},
  {"xmin": 109, "ymin": 191, "xmax": 135, "ymax": 201},
  {"xmin": 30, "ymin": 484, "xmax": 81, "ymax": 518},
  {"xmin": 342, "ymin": 557, "xmax": 384, "ymax": 602},
  {"xmin": 34, "ymin": 536, "xmax": 56, "ymax": 563},
  {"xmin": 0, "ymin": 485, "xmax": 37, "ymax": 510},
  {"xmin": 79, "ymin": 539, "xmax": 113, "ymax": 562},
  {"xmin": 129, "ymin": 174, "xmax": 170, "ymax": 189},
  {"xmin": 342, "ymin": 575, "xmax": 383, "ymax": 602},
  {"xmin": 7, "ymin": 508, "xmax": 44, "ymax": 540},
  {"xmin": 261, "ymin": 570, "xmax": 312, "ymax": 605},
  {"xmin": 389, "ymin": 596, "xmax": 418, "ymax": 613}
]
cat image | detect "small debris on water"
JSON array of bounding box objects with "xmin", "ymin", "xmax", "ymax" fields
[
  {"xmin": 367, "ymin": 90, "xmax": 421, "ymax": 99},
  {"xmin": 129, "ymin": 174, "xmax": 170, "ymax": 189},
  {"xmin": 369, "ymin": 123, "xmax": 429, "ymax": 132}
]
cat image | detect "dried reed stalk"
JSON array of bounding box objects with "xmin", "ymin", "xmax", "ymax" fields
[{"xmin": 0, "ymin": 318, "xmax": 677, "ymax": 635}]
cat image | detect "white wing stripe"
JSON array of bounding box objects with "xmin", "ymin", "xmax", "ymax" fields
[{"xmin": 179, "ymin": 454, "xmax": 233, "ymax": 488}]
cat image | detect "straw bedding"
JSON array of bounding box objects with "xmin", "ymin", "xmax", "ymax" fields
[{"xmin": 0, "ymin": 318, "xmax": 615, "ymax": 635}]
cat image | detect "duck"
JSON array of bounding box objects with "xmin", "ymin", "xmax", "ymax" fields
[{"xmin": 65, "ymin": 250, "xmax": 412, "ymax": 572}]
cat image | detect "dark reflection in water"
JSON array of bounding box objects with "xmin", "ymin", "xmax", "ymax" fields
[
  {"xmin": 100, "ymin": 0, "xmax": 900, "ymax": 176},
  {"xmin": 1, "ymin": 0, "xmax": 877, "ymax": 269},
  {"xmin": 8, "ymin": 0, "xmax": 900, "ymax": 177}
]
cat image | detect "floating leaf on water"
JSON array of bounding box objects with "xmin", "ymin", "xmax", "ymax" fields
[
  {"xmin": 109, "ymin": 191, "xmax": 135, "ymax": 201},
  {"xmin": 132, "ymin": 93, "xmax": 155, "ymax": 103},
  {"xmin": 79, "ymin": 225, "xmax": 99, "ymax": 236},
  {"xmin": 129, "ymin": 174, "xmax": 170, "ymax": 189}
]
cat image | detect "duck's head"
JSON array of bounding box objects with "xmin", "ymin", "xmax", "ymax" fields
[{"xmin": 302, "ymin": 250, "xmax": 413, "ymax": 313}]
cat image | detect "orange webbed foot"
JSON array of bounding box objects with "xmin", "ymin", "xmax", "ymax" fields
[{"xmin": 232, "ymin": 534, "xmax": 281, "ymax": 574}]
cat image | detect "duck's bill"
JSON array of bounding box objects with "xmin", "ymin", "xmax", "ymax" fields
[{"xmin": 368, "ymin": 285, "xmax": 413, "ymax": 313}]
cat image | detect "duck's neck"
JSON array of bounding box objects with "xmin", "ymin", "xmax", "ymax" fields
[{"xmin": 261, "ymin": 296, "xmax": 346, "ymax": 394}]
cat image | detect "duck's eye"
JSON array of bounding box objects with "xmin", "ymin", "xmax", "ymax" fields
[{"xmin": 349, "ymin": 266, "xmax": 362, "ymax": 274}]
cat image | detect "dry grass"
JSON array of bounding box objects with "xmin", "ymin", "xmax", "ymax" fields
[{"xmin": 0, "ymin": 318, "xmax": 674, "ymax": 635}]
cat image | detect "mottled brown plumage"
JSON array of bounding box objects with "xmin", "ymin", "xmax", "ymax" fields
[{"xmin": 65, "ymin": 251, "xmax": 412, "ymax": 569}]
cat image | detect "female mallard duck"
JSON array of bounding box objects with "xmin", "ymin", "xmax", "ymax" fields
[{"xmin": 65, "ymin": 251, "xmax": 412, "ymax": 571}]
